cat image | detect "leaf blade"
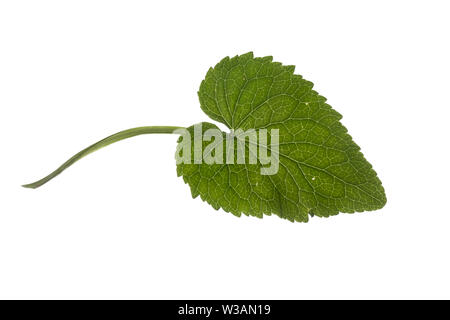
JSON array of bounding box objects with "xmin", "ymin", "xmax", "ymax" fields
[{"xmin": 180, "ymin": 53, "xmax": 386, "ymax": 222}]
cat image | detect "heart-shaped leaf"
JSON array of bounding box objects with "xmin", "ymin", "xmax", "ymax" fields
[{"xmin": 177, "ymin": 52, "xmax": 386, "ymax": 222}]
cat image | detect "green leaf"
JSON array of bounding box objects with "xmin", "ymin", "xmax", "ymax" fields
[
  {"xmin": 177, "ymin": 52, "xmax": 386, "ymax": 222},
  {"xmin": 23, "ymin": 51, "xmax": 386, "ymax": 224}
]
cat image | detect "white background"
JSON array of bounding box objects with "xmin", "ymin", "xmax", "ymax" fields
[{"xmin": 1, "ymin": 0, "xmax": 449, "ymax": 299}]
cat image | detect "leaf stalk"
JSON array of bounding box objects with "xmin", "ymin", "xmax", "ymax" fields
[{"xmin": 22, "ymin": 126, "xmax": 184, "ymax": 189}]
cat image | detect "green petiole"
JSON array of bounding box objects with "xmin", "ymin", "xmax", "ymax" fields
[{"xmin": 22, "ymin": 126, "xmax": 184, "ymax": 189}]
